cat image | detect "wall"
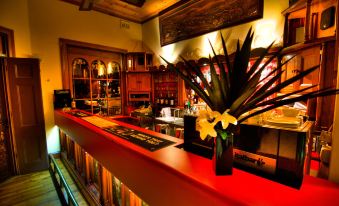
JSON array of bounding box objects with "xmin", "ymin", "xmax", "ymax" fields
[
  {"xmin": 142, "ymin": 0, "xmax": 289, "ymax": 66},
  {"xmin": 0, "ymin": 0, "xmax": 142, "ymax": 153},
  {"xmin": 0, "ymin": 0, "xmax": 32, "ymax": 56}
]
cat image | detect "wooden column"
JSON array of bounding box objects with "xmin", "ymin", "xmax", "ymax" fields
[
  {"xmin": 304, "ymin": 0, "xmax": 312, "ymax": 42},
  {"xmin": 316, "ymin": 41, "xmax": 336, "ymax": 130},
  {"xmin": 283, "ymin": 12, "xmax": 290, "ymax": 47}
]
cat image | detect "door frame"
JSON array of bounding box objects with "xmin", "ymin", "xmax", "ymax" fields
[
  {"xmin": 0, "ymin": 26, "xmax": 16, "ymax": 176},
  {"xmin": 0, "ymin": 26, "xmax": 15, "ymax": 57}
]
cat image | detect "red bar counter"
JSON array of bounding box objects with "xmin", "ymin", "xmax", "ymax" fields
[{"xmin": 54, "ymin": 110, "xmax": 339, "ymax": 206}]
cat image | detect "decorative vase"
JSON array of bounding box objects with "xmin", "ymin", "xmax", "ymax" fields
[{"xmin": 213, "ymin": 124, "xmax": 234, "ymax": 175}]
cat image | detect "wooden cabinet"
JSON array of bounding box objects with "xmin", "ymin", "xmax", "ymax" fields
[
  {"xmin": 280, "ymin": 40, "xmax": 336, "ymax": 130},
  {"xmin": 281, "ymin": 46, "xmax": 321, "ymax": 93},
  {"xmin": 283, "ymin": 0, "xmax": 336, "ymax": 46},
  {"xmin": 60, "ymin": 40, "xmax": 125, "ymax": 116},
  {"xmin": 126, "ymin": 52, "xmax": 153, "ymax": 71},
  {"xmin": 281, "ymin": 0, "xmax": 338, "ymax": 131},
  {"xmin": 124, "ymin": 53, "xmax": 153, "ymax": 110},
  {"xmin": 71, "ymin": 57, "xmax": 122, "ymax": 116},
  {"xmin": 127, "ymin": 73, "xmax": 151, "ymax": 91},
  {"xmin": 152, "ymin": 70, "xmax": 180, "ymax": 107}
]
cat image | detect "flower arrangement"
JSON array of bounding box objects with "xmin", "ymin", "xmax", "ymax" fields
[
  {"xmin": 161, "ymin": 28, "xmax": 339, "ymax": 175},
  {"xmin": 161, "ymin": 28, "xmax": 339, "ymax": 135}
]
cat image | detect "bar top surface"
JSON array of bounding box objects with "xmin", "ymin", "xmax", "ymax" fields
[{"xmin": 54, "ymin": 109, "xmax": 339, "ymax": 206}]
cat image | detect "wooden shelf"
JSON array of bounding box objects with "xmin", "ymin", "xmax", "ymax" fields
[
  {"xmin": 125, "ymin": 70, "xmax": 150, "ymax": 73},
  {"xmin": 282, "ymin": 0, "xmax": 307, "ymax": 15},
  {"xmin": 281, "ymin": 36, "xmax": 335, "ymax": 55},
  {"xmin": 73, "ymin": 77, "xmax": 90, "ymax": 80}
]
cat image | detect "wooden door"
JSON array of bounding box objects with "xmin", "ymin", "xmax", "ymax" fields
[
  {"xmin": 139, "ymin": 73, "xmax": 151, "ymax": 91},
  {"xmin": 127, "ymin": 73, "xmax": 139, "ymax": 91},
  {"xmin": 5, "ymin": 58, "xmax": 48, "ymax": 174}
]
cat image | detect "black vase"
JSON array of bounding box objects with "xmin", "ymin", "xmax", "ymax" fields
[{"xmin": 213, "ymin": 125, "xmax": 233, "ymax": 175}]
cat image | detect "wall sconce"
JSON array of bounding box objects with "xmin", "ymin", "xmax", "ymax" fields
[{"xmin": 127, "ymin": 54, "xmax": 133, "ymax": 71}]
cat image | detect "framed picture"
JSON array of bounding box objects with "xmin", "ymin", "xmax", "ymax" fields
[{"xmin": 159, "ymin": 0, "xmax": 263, "ymax": 46}]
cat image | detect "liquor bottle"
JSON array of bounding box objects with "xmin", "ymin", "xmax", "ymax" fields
[
  {"xmin": 170, "ymin": 93, "xmax": 175, "ymax": 106},
  {"xmin": 164, "ymin": 93, "xmax": 169, "ymax": 106},
  {"xmin": 71, "ymin": 98, "xmax": 76, "ymax": 109},
  {"xmin": 156, "ymin": 94, "xmax": 160, "ymax": 105},
  {"xmin": 159, "ymin": 93, "xmax": 164, "ymax": 105},
  {"xmin": 184, "ymin": 99, "xmax": 191, "ymax": 114}
]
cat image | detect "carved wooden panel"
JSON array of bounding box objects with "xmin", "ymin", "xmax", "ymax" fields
[{"xmin": 159, "ymin": 0, "xmax": 263, "ymax": 46}]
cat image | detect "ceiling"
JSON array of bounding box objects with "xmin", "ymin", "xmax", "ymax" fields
[{"xmin": 61, "ymin": 0, "xmax": 186, "ymax": 23}]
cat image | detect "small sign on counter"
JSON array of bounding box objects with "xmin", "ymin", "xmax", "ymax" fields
[
  {"xmin": 104, "ymin": 126, "xmax": 175, "ymax": 152},
  {"xmin": 67, "ymin": 111, "xmax": 175, "ymax": 152}
]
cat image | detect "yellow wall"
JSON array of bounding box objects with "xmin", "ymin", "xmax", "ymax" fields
[
  {"xmin": 1, "ymin": 0, "xmax": 142, "ymax": 153},
  {"xmin": 142, "ymin": 0, "xmax": 289, "ymax": 66},
  {"xmin": 0, "ymin": 0, "xmax": 32, "ymax": 56}
]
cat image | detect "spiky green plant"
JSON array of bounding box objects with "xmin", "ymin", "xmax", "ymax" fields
[{"xmin": 161, "ymin": 28, "xmax": 339, "ymax": 124}]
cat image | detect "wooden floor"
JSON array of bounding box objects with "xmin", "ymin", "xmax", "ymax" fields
[
  {"xmin": 0, "ymin": 170, "xmax": 61, "ymax": 206},
  {"xmin": 0, "ymin": 159, "xmax": 88, "ymax": 206}
]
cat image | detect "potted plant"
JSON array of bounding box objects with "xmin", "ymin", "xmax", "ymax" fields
[{"xmin": 161, "ymin": 28, "xmax": 339, "ymax": 175}]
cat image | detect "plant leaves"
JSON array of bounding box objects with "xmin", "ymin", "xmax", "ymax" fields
[
  {"xmin": 241, "ymin": 65, "xmax": 320, "ymax": 114},
  {"xmin": 180, "ymin": 56, "xmax": 213, "ymax": 98},
  {"xmin": 255, "ymin": 85, "xmax": 317, "ymax": 107},
  {"xmin": 220, "ymin": 31, "xmax": 232, "ymax": 90},
  {"xmin": 209, "ymin": 38, "xmax": 229, "ymax": 104},
  {"xmin": 160, "ymin": 57, "xmax": 214, "ymax": 108},
  {"xmin": 238, "ymin": 88, "xmax": 339, "ymax": 123},
  {"xmin": 208, "ymin": 55, "xmax": 225, "ymax": 112}
]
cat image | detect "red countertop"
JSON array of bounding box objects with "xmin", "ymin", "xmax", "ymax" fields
[{"xmin": 54, "ymin": 110, "xmax": 339, "ymax": 206}]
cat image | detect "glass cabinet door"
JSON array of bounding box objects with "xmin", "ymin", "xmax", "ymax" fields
[
  {"xmin": 71, "ymin": 57, "xmax": 122, "ymax": 116},
  {"xmin": 72, "ymin": 58, "xmax": 91, "ymax": 112},
  {"xmin": 106, "ymin": 62, "xmax": 121, "ymax": 115}
]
